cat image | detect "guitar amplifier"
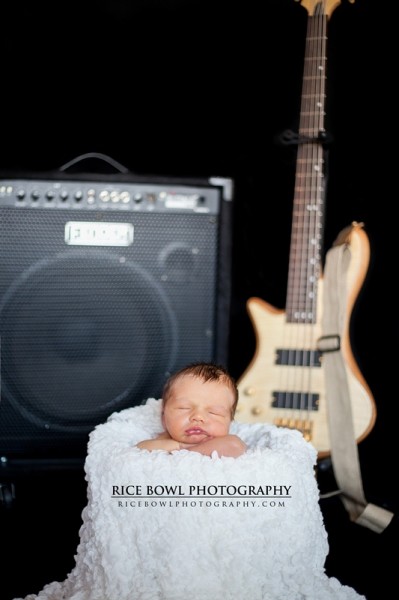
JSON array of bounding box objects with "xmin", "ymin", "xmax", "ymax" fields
[{"xmin": 0, "ymin": 172, "xmax": 233, "ymax": 460}]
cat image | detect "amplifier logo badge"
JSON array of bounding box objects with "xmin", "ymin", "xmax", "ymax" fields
[{"xmin": 65, "ymin": 221, "xmax": 134, "ymax": 247}]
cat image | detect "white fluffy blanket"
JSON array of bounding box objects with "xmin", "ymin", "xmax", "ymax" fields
[{"xmin": 16, "ymin": 399, "xmax": 365, "ymax": 600}]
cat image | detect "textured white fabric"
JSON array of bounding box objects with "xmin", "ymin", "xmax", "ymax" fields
[{"xmin": 15, "ymin": 398, "xmax": 365, "ymax": 600}]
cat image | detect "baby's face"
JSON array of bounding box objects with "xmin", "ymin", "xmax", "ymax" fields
[{"xmin": 162, "ymin": 375, "xmax": 234, "ymax": 445}]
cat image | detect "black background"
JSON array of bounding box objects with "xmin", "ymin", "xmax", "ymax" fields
[{"xmin": 0, "ymin": 1, "xmax": 397, "ymax": 599}]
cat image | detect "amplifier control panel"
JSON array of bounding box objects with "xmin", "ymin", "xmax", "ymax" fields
[{"xmin": 0, "ymin": 179, "xmax": 221, "ymax": 215}]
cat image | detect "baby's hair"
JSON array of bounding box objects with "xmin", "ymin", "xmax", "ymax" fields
[{"xmin": 162, "ymin": 362, "xmax": 239, "ymax": 418}]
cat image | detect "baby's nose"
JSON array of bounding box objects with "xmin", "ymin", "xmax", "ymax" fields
[{"xmin": 190, "ymin": 411, "xmax": 205, "ymax": 422}]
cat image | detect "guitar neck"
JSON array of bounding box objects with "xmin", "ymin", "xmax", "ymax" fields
[{"xmin": 286, "ymin": 7, "xmax": 328, "ymax": 324}]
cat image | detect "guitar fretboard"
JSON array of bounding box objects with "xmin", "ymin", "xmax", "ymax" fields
[{"xmin": 286, "ymin": 7, "xmax": 328, "ymax": 324}]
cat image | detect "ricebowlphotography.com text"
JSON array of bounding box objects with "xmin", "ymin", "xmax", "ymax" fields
[{"xmin": 111, "ymin": 484, "xmax": 292, "ymax": 509}]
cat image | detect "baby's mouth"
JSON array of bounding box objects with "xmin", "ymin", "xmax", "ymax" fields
[{"xmin": 185, "ymin": 427, "xmax": 207, "ymax": 436}]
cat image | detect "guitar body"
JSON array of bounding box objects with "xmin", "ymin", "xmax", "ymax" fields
[
  {"xmin": 236, "ymin": 224, "xmax": 377, "ymax": 459},
  {"xmin": 235, "ymin": 1, "xmax": 377, "ymax": 458}
]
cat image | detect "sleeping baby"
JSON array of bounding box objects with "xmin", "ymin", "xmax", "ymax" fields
[{"xmin": 136, "ymin": 361, "xmax": 247, "ymax": 458}]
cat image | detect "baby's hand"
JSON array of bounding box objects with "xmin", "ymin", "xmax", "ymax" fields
[
  {"xmin": 179, "ymin": 437, "xmax": 214, "ymax": 450},
  {"xmin": 181, "ymin": 434, "xmax": 246, "ymax": 457},
  {"xmin": 136, "ymin": 437, "xmax": 180, "ymax": 452}
]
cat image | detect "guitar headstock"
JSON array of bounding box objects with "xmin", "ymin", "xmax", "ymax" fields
[{"xmin": 297, "ymin": 0, "xmax": 353, "ymax": 18}]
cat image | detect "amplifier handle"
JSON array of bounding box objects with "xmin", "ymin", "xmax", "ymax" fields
[{"xmin": 58, "ymin": 152, "xmax": 130, "ymax": 175}]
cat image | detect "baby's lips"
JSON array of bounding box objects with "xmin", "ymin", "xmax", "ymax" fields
[{"xmin": 185, "ymin": 428, "xmax": 207, "ymax": 435}]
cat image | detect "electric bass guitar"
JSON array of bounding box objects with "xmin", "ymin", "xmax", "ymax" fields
[{"xmin": 235, "ymin": 0, "xmax": 376, "ymax": 459}]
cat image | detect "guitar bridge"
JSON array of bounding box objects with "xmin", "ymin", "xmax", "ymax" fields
[{"xmin": 274, "ymin": 418, "xmax": 313, "ymax": 442}]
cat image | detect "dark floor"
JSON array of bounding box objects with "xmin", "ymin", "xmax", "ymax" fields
[
  {"xmin": 1, "ymin": 462, "xmax": 396, "ymax": 600},
  {"xmin": 0, "ymin": 465, "xmax": 87, "ymax": 600},
  {"xmin": 321, "ymin": 495, "xmax": 397, "ymax": 600}
]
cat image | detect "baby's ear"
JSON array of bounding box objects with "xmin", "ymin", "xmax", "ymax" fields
[{"xmin": 161, "ymin": 411, "xmax": 166, "ymax": 429}]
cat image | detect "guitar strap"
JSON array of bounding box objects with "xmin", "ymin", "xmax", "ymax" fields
[{"xmin": 319, "ymin": 223, "xmax": 394, "ymax": 534}]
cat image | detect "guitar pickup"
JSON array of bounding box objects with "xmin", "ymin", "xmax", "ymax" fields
[
  {"xmin": 272, "ymin": 391, "xmax": 319, "ymax": 411},
  {"xmin": 275, "ymin": 349, "xmax": 322, "ymax": 367}
]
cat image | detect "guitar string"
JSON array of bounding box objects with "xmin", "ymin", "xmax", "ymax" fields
[
  {"xmin": 307, "ymin": 3, "xmax": 326, "ymax": 428},
  {"xmin": 285, "ymin": 4, "xmax": 327, "ymax": 435},
  {"xmin": 285, "ymin": 5, "xmax": 311, "ymax": 420},
  {"xmin": 301, "ymin": 4, "xmax": 326, "ymax": 425}
]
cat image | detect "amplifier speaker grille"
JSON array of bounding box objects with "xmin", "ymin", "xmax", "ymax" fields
[{"xmin": 0, "ymin": 177, "xmax": 232, "ymax": 459}]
